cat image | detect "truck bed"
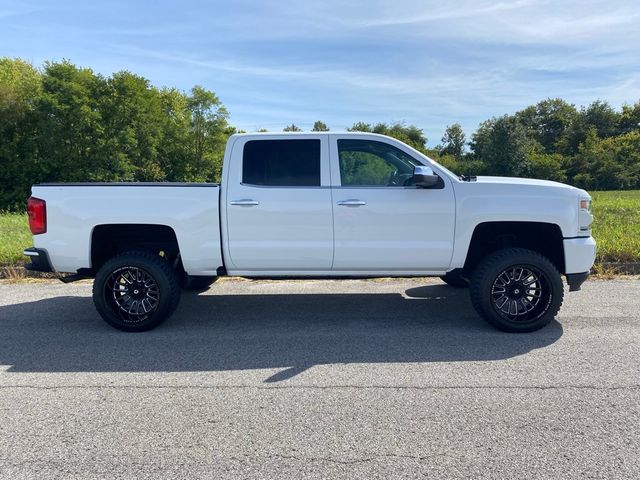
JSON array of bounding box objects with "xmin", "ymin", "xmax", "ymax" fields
[{"xmin": 31, "ymin": 183, "xmax": 223, "ymax": 276}]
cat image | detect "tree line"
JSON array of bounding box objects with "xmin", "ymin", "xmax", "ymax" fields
[
  {"xmin": 285, "ymin": 101, "xmax": 640, "ymax": 192},
  {"xmin": 0, "ymin": 58, "xmax": 231, "ymax": 210},
  {"xmin": 1, "ymin": 57, "xmax": 639, "ymax": 210},
  {"xmin": 435, "ymin": 99, "xmax": 640, "ymax": 190}
]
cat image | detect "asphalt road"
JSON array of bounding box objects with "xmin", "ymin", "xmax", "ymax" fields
[{"xmin": 0, "ymin": 278, "xmax": 638, "ymax": 479}]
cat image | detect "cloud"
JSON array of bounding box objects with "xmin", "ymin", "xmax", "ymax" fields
[
  {"xmin": 2, "ymin": 0, "xmax": 638, "ymax": 145},
  {"xmin": 346, "ymin": 0, "xmax": 535, "ymax": 27}
]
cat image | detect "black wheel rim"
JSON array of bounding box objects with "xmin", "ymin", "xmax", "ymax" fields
[
  {"xmin": 105, "ymin": 266, "xmax": 160, "ymax": 323},
  {"xmin": 490, "ymin": 265, "xmax": 552, "ymax": 323}
]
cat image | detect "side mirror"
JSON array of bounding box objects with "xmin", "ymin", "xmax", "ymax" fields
[{"xmin": 412, "ymin": 165, "xmax": 440, "ymax": 188}]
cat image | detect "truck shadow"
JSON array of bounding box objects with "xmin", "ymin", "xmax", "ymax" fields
[{"xmin": 0, "ymin": 284, "xmax": 563, "ymax": 380}]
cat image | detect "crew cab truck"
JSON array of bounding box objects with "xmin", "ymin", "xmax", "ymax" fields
[{"xmin": 24, "ymin": 132, "xmax": 596, "ymax": 333}]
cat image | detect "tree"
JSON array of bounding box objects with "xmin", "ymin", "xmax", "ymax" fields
[
  {"xmin": 516, "ymin": 98, "xmax": 578, "ymax": 153},
  {"xmin": 471, "ymin": 115, "xmax": 531, "ymax": 177},
  {"xmin": 347, "ymin": 121, "xmax": 371, "ymax": 132},
  {"xmin": 35, "ymin": 60, "xmax": 107, "ymax": 183},
  {"xmin": 2, "ymin": 57, "xmax": 640, "ymax": 210},
  {"xmin": 0, "ymin": 58, "xmax": 233, "ymax": 209},
  {"xmin": 0, "ymin": 58, "xmax": 42, "ymax": 209},
  {"xmin": 440, "ymin": 123, "xmax": 466, "ymax": 159},
  {"xmin": 283, "ymin": 124, "xmax": 302, "ymax": 132},
  {"xmin": 606, "ymin": 130, "xmax": 640, "ymax": 189},
  {"xmin": 101, "ymin": 71, "xmax": 164, "ymax": 181},
  {"xmin": 528, "ymin": 151, "xmax": 567, "ymax": 183},
  {"xmin": 0, "ymin": 58, "xmax": 41, "ymax": 124},
  {"xmin": 156, "ymin": 87, "xmax": 192, "ymax": 182},
  {"xmin": 558, "ymin": 100, "xmax": 621, "ymax": 155},
  {"xmin": 348, "ymin": 121, "xmax": 427, "ymax": 152},
  {"xmin": 619, "ymin": 101, "xmax": 640, "ymax": 134},
  {"xmin": 311, "ymin": 120, "xmax": 329, "ymax": 131},
  {"xmin": 186, "ymin": 85, "xmax": 229, "ymax": 181},
  {"xmin": 376, "ymin": 123, "xmax": 427, "ymax": 152},
  {"xmin": 570, "ymin": 129, "xmax": 640, "ymax": 190},
  {"xmin": 584, "ymin": 100, "xmax": 620, "ymax": 138}
]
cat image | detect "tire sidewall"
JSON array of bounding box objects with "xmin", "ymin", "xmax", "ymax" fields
[
  {"xmin": 471, "ymin": 249, "xmax": 563, "ymax": 332},
  {"xmin": 93, "ymin": 253, "xmax": 178, "ymax": 332}
]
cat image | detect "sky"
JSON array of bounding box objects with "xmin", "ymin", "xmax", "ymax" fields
[{"xmin": 1, "ymin": 0, "xmax": 639, "ymax": 146}]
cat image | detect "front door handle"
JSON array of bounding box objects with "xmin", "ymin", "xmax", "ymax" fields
[
  {"xmin": 337, "ymin": 199, "xmax": 366, "ymax": 207},
  {"xmin": 230, "ymin": 199, "xmax": 259, "ymax": 206}
]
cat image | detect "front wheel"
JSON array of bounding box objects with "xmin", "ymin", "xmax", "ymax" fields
[
  {"xmin": 469, "ymin": 248, "xmax": 564, "ymax": 332},
  {"xmin": 93, "ymin": 251, "xmax": 181, "ymax": 332}
]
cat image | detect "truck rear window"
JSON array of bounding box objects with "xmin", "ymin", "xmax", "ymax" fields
[{"xmin": 242, "ymin": 139, "xmax": 321, "ymax": 187}]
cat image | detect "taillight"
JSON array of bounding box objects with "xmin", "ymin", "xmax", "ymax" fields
[{"xmin": 27, "ymin": 197, "xmax": 47, "ymax": 235}]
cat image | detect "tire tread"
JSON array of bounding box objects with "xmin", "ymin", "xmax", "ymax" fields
[
  {"xmin": 92, "ymin": 250, "xmax": 180, "ymax": 331},
  {"xmin": 469, "ymin": 247, "xmax": 564, "ymax": 332}
]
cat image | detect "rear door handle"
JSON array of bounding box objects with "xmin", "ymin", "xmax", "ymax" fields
[
  {"xmin": 337, "ymin": 199, "xmax": 366, "ymax": 206},
  {"xmin": 230, "ymin": 199, "xmax": 259, "ymax": 206}
]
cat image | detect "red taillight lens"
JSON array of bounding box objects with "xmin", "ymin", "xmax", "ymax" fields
[{"xmin": 27, "ymin": 197, "xmax": 47, "ymax": 235}]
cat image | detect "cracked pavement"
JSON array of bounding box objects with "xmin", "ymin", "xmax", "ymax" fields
[{"xmin": 0, "ymin": 278, "xmax": 639, "ymax": 479}]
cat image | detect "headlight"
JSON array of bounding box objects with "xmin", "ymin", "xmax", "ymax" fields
[
  {"xmin": 579, "ymin": 198, "xmax": 592, "ymax": 213},
  {"xmin": 578, "ymin": 197, "xmax": 593, "ymax": 234}
]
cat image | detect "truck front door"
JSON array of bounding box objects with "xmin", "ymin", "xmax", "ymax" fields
[{"xmin": 329, "ymin": 135, "xmax": 455, "ymax": 271}]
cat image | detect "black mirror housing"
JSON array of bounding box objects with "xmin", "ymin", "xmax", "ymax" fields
[{"xmin": 412, "ymin": 165, "xmax": 440, "ymax": 188}]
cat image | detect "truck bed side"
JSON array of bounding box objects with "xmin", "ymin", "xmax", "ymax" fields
[{"xmin": 30, "ymin": 183, "xmax": 222, "ymax": 276}]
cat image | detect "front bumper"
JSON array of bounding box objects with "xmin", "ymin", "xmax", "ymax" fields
[
  {"xmin": 23, "ymin": 248, "xmax": 54, "ymax": 273},
  {"xmin": 563, "ymin": 236, "xmax": 596, "ymax": 274},
  {"xmin": 563, "ymin": 236, "xmax": 596, "ymax": 292}
]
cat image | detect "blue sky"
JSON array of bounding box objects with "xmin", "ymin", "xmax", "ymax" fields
[{"xmin": 1, "ymin": 0, "xmax": 639, "ymax": 146}]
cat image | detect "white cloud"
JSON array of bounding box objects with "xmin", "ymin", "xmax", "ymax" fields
[
  {"xmin": 343, "ymin": 0, "xmax": 536, "ymax": 27},
  {"xmin": 4, "ymin": 0, "xmax": 638, "ymax": 144},
  {"xmin": 201, "ymin": 0, "xmax": 640, "ymax": 47}
]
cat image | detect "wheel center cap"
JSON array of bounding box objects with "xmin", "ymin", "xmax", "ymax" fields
[
  {"xmin": 129, "ymin": 283, "xmax": 146, "ymax": 299},
  {"xmin": 508, "ymin": 284, "xmax": 525, "ymax": 299}
]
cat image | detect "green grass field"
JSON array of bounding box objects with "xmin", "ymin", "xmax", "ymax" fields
[
  {"xmin": 0, "ymin": 212, "xmax": 31, "ymax": 267},
  {"xmin": 590, "ymin": 190, "xmax": 640, "ymax": 268},
  {"xmin": 1, "ymin": 190, "xmax": 639, "ymax": 273}
]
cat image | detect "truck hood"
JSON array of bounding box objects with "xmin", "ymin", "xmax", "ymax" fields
[
  {"xmin": 474, "ymin": 176, "xmax": 573, "ymax": 189},
  {"xmin": 470, "ymin": 176, "xmax": 589, "ymax": 196}
]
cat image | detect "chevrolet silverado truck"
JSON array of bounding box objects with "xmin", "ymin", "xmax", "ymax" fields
[{"xmin": 24, "ymin": 132, "xmax": 596, "ymax": 332}]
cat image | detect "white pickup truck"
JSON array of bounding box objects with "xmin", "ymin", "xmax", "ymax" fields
[{"xmin": 24, "ymin": 132, "xmax": 596, "ymax": 333}]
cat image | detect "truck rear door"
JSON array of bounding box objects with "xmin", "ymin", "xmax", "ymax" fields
[{"xmin": 224, "ymin": 135, "xmax": 333, "ymax": 271}]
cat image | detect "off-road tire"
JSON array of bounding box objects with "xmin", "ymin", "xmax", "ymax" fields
[
  {"xmin": 93, "ymin": 251, "xmax": 181, "ymax": 332},
  {"xmin": 469, "ymin": 248, "xmax": 563, "ymax": 332}
]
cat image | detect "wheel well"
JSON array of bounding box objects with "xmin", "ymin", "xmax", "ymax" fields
[
  {"xmin": 464, "ymin": 222, "xmax": 565, "ymax": 274},
  {"xmin": 91, "ymin": 224, "xmax": 181, "ymax": 273}
]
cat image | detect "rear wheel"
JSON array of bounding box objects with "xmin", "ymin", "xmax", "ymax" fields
[
  {"xmin": 440, "ymin": 271, "xmax": 470, "ymax": 288},
  {"xmin": 469, "ymin": 248, "xmax": 563, "ymax": 332},
  {"xmin": 93, "ymin": 251, "xmax": 180, "ymax": 332}
]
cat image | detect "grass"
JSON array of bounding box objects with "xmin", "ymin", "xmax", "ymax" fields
[
  {"xmin": 590, "ymin": 190, "xmax": 640, "ymax": 268},
  {"xmin": 0, "ymin": 212, "xmax": 31, "ymax": 267},
  {"xmin": 1, "ymin": 190, "xmax": 639, "ymax": 274}
]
